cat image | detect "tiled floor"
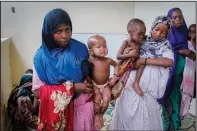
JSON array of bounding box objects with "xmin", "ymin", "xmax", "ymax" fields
[
  {"xmin": 101, "ymin": 101, "xmax": 196, "ymax": 131},
  {"xmin": 10, "ymin": 100, "xmax": 196, "ymax": 131}
]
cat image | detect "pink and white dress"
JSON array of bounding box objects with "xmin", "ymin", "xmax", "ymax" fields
[{"xmin": 180, "ymin": 41, "xmax": 196, "ymax": 119}]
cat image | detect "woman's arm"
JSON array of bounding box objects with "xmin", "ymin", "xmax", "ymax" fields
[
  {"xmin": 145, "ymin": 57, "xmax": 173, "ymax": 67},
  {"xmin": 32, "ymin": 66, "xmax": 46, "ymax": 99},
  {"xmin": 179, "ymin": 49, "xmax": 192, "ymax": 56},
  {"xmin": 179, "ymin": 49, "xmax": 196, "ymax": 60},
  {"xmin": 135, "ymin": 48, "xmax": 174, "ymax": 68},
  {"xmin": 135, "ymin": 57, "xmax": 173, "ymax": 68},
  {"xmin": 32, "ymin": 64, "xmax": 94, "ymax": 99},
  {"xmin": 74, "ymin": 83, "xmax": 93, "ymax": 93},
  {"xmin": 33, "ymin": 82, "xmax": 93, "ymax": 100}
]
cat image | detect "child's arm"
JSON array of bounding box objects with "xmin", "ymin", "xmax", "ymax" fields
[
  {"xmin": 26, "ymin": 97, "xmax": 38, "ymax": 113},
  {"xmin": 116, "ymin": 40, "xmax": 127, "ymax": 60},
  {"xmin": 179, "ymin": 49, "xmax": 195, "ymax": 60},
  {"xmin": 117, "ymin": 40, "xmax": 139, "ymax": 60},
  {"xmin": 108, "ymin": 58, "xmax": 119, "ymax": 86}
]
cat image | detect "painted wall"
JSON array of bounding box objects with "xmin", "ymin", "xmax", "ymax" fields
[
  {"xmin": 1, "ymin": 2, "xmax": 196, "ymax": 85},
  {"xmin": 1, "ymin": 2, "xmax": 134, "ymax": 85},
  {"xmin": 1, "ymin": 38, "xmax": 13, "ymax": 131}
]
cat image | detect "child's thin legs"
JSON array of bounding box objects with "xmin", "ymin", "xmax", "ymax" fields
[
  {"xmin": 100, "ymin": 86, "xmax": 111, "ymax": 126},
  {"xmin": 132, "ymin": 65, "xmax": 145, "ymax": 96},
  {"xmin": 93, "ymin": 87, "xmax": 102, "ymax": 129}
]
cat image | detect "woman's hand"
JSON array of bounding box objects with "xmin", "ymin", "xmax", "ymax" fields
[
  {"xmin": 134, "ymin": 58, "xmax": 145, "ymax": 68},
  {"xmin": 180, "ymin": 49, "xmax": 194, "ymax": 57},
  {"xmin": 183, "ymin": 49, "xmax": 191, "ymax": 56},
  {"xmin": 182, "ymin": 49, "xmax": 196, "ymax": 60},
  {"xmin": 74, "ymin": 82, "xmax": 93, "ymax": 93},
  {"xmin": 188, "ymin": 51, "xmax": 196, "ymax": 60}
]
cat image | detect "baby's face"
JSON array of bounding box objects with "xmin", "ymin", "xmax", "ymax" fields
[
  {"xmin": 92, "ymin": 39, "xmax": 108, "ymax": 58},
  {"xmin": 128, "ymin": 24, "xmax": 146, "ymax": 44},
  {"xmin": 151, "ymin": 23, "xmax": 169, "ymax": 41}
]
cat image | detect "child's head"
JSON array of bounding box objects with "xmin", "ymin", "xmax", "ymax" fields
[
  {"xmin": 127, "ymin": 18, "xmax": 146, "ymax": 43},
  {"xmin": 150, "ymin": 16, "xmax": 172, "ymax": 41},
  {"xmin": 188, "ymin": 24, "xmax": 196, "ymax": 41},
  {"xmin": 25, "ymin": 69, "xmax": 33, "ymax": 74},
  {"xmin": 87, "ymin": 35, "xmax": 108, "ymax": 58}
]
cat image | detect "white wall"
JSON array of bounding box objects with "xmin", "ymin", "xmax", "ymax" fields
[
  {"xmin": 1, "ymin": 38, "xmax": 13, "ymax": 131},
  {"xmin": 134, "ymin": 2, "xmax": 196, "ymax": 34},
  {"xmin": 1, "ymin": 2, "xmax": 134, "ymax": 84},
  {"xmin": 1, "ymin": 2, "xmax": 196, "ymax": 84},
  {"xmin": 1, "ymin": 38, "xmax": 12, "ymax": 104}
]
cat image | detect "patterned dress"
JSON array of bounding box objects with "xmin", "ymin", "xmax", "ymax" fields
[
  {"xmin": 110, "ymin": 15, "xmax": 173, "ymax": 130},
  {"xmin": 7, "ymin": 74, "xmax": 37, "ymax": 128},
  {"xmin": 110, "ymin": 50, "xmax": 173, "ymax": 130}
]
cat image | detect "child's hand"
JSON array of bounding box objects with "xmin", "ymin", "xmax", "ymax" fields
[{"xmin": 108, "ymin": 75, "xmax": 119, "ymax": 87}]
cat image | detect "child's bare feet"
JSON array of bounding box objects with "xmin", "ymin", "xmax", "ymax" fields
[
  {"xmin": 132, "ymin": 82, "xmax": 143, "ymax": 96},
  {"xmin": 94, "ymin": 114, "xmax": 102, "ymax": 129}
]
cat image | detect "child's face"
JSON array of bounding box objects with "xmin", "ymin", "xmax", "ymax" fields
[
  {"xmin": 53, "ymin": 24, "xmax": 72, "ymax": 47},
  {"xmin": 128, "ymin": 24, "xmax": 146, "ymax": 44},
  {"xmin": 172, "ymin": 10, "xmax": 184, "ymax": 29},
  {"xmin": 189, "ymin": 26, "xmax": 196, "ymax": 41},
  {"xmin": 151, "ymin": 23, "xmax": 169, "ymax": 41},
  {"xmin": 92, "ymin": 39, "xmax": 108, "ymax": 58}
]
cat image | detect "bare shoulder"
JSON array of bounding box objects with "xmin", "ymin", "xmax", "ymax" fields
[
  {"xmin": 89, "ymin": 55, "xmax": 94, "ymax": 63},
  {"xmin": 123, "ymin": 39, "xmax": 129, "ymax": 46},
  {"xmin": 106, "ymin": 57, "xmax": 115, "ymax": 64},
  {"xmin": 119, "ymin": 39, "xmax": 129, "ymax": 50}
]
